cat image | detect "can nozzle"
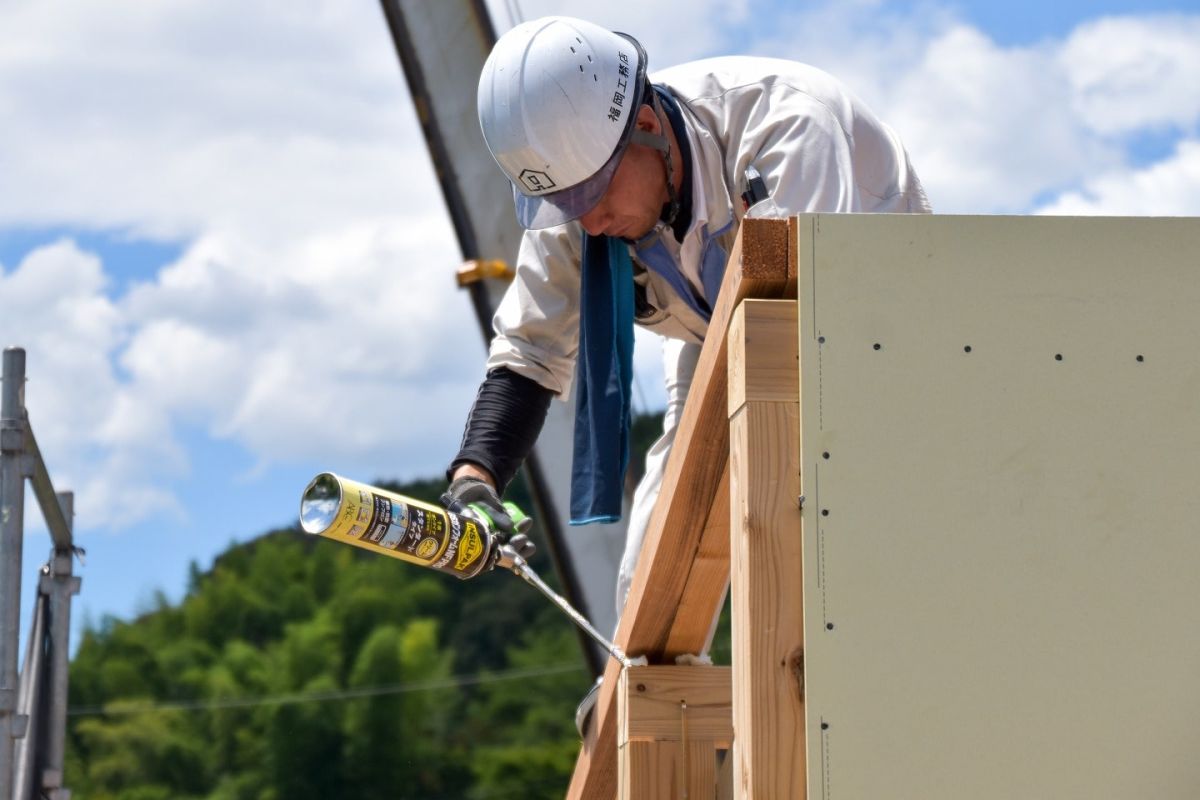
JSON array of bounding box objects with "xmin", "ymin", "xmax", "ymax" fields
[{"xmin": 497, "ymin": 542, "xmax": 636, "ymax": 670}]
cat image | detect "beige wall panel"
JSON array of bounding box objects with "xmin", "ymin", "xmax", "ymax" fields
[{"xmin": 795, "ymin": 215, "xmax": 1200, "ymax": 799}]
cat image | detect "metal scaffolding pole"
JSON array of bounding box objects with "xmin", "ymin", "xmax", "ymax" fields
[
  {"xmin": 11, "ymin": 594, "xmax": 45, "ymax": 800},
  {"xmin": 39, "ymin": 491, "xmax": 78, "ymax": 800},
  {"xmin": 0, "ymin": 348, "xmax": 28, "ymax": 800},
  {"xmin": 0, "ymin": 348, "xmax": 78, "ymax": 800}
]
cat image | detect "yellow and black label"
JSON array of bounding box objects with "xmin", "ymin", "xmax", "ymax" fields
[{"xmin": 455, "ymin": 522, "xmax": 485, "ymax": 571}]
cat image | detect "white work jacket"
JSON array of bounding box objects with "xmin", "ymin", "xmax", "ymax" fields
[{"xmin": 486, "ymin": 56, "xmax": 931, "ymax": 399}]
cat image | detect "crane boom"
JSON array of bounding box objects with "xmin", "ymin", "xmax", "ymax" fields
[{"xmin": 378, "ymin": 0, "xmax": 629, "ymax": 677}]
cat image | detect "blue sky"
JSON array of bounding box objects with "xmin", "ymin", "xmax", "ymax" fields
[
  {"xmin": 0, "ymin": 229, "xmax": 183, "ymax": 301},
  {"xmin": 945, "ymin": 0, "xmax": 1197, "ymax": 44},
  {"xmin": 1, "ymin": 0, "xmax": 1198, "ymax": 653}
]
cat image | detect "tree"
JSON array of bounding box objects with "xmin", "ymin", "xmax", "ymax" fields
[
  {"xmin": 63, "ymin": 417, "xmax": 679, "ymax": 800},
  {"xmin": 341, "ymin": 621, "xmax": 461, "ymax": 799},
  {"xmin": 265, "ymin": 675, "xmax": 345, "ymax": 800},
  {"xmin": 74, "ymin": 701, "xmax": 210, "ymax": 799}
]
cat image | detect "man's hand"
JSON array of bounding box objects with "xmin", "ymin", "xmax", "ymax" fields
[
  {"xmin": 441, "ymin": 473, "xmax": 518, "ymax": 534},
  {"xmin": 442, "ymin": 466, "xmax": 534, "ymax": 561}
]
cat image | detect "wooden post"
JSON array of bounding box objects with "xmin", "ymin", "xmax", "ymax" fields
[
  {"xmin": 566, "ymin": 218, "xmax": 793, "ymax": 800},
  {"xmin": 727, "ymin": 299, "xmax": 805, "ymax": 798},
  {"xmin": 618, "ymin": 665, "xmax": 732, "ymax": 799}
]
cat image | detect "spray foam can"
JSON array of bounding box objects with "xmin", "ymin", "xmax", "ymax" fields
[{"xmin": 299, "ymin": 472, "xmax": 511, "ymax": 580}]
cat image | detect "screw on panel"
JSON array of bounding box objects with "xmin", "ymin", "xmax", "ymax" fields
[
  {"xmin": 826, "ymin": 623, "xmax": 835, "ymax": 630},
  {"xmin": 964, "ymin": 345, "xmax": 972, "ymax": 353},
  {"xmin": 873, "ymin": 343, "xmax": 882, "ymax": 351},
  {"xmin": 1136, "ymin": 355, "xmax": 1145, "ymax": 363},
  {"xmin": 822, "ymin": 451, "xmax": 830, "ymax": 459},
  {"xmin": 1055, "ymin": 354, "xmax": 1064, "ymax": 361}
]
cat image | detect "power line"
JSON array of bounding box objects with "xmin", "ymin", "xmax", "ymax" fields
[{"xmin": 68, "ymin": 662, "xmax": 584, "ymax": 717}]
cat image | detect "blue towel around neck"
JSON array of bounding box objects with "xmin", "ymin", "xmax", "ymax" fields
[{"xmin": 569, "ymin": 233, "xmax": 634, "ymax": 525}]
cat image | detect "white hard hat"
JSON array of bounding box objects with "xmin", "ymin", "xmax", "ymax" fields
[{"xmin": 478, "ymin": 17, "xmax": 650, "ymax": 229}]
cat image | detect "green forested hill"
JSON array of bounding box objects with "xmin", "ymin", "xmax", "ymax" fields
[
  {"xmin": 66, "ymin": 413, "xmax": 678, "ymax": 799},
  {"xmin": 66, "ymin": 478, "xmax": 589, "ymax": 800}
]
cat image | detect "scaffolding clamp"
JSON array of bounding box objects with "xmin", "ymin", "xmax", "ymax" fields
[{"xmin": 457, "ymin": 259, "xmax": 514, "ymax": 287}]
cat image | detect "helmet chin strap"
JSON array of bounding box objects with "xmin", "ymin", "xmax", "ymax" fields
[{"xmin": 629, "ymin": 90, "xmax": 680, "ymax": 228}]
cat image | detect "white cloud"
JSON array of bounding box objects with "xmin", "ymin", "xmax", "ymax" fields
[
  {"xmin": 485, "ymin": 0, "xmax": 744, "ymax": 67},
  {"xmin": 118, "ymin": 319, "xmax": 240, "ymax": 415},
  {"xmin": 2, "ymin": 0, "xmax": 1198, "ymax": 536},
  {"xmin": 0, "ymin": 241, "xmax": 179, "ymax": 529},
  {"xmin": 1037, "ymin": 139, "xmax": 1200, "ymax": 216},
  {"xmin": 886, "ymin": 25, "xmax": 1121, "ymax": 212},
  {"xmin": 0, "ymin": 0, "xmax": 424, "ymax": 244},
  {"xmin": 0, "ymin": 0, "xmax": 488, "ymax": 529},
  {"xmin": 91, "ymin": 388, "xmax": 187, "ymax": 523},
  {"xmin": 140, "ymin": 219, "xmax": 487, "ymax": 468},
  {"xmin": 1060, "ymin": 14, "xmax": 1200, "ymax": 136},
  {"xmin": 0, "ymin": 241, "xmax": 123, "ymax": 442},
  {"xmin": 1, "ymin": 220, "xmax": 484, "ymax": 530},
  {"xmin": 746, "ymin": 4, "xmax": 1200, "ymax": 214},
  {"xmin": 741, "ymin": 3, "xmax": 1131, "ymax": 213},
  {"xmin": 742, "ymin": 0, "xmax": 952, "ymax": 105}
]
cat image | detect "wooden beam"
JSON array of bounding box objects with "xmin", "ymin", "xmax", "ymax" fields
[
  {"xmin": 728, "ymin": 299, "xmax": 805, "ymax": 799},
  {"xmin": 727, "ymin": 299, "xmax": 801, "ymax": 413},
  {"xmin": 663, "ymin": 462, "xmax": 730, "ymax": 656},
  {"xmin": 566, "ymin": 218, "xmax": 793, "ymax": 800},
  {"xmin": 620, "ymin": 665, "xmax": 733, "ymax": 744},
  {"xmin": 618, "ymin": 666, "xmax": 732, "ymax": 800},
  {"xmin": 620, "ymin": 741, "xmax": 717, "ymax": 800},
  {"xmin": 785, "ymin": 215, "xmax": 800, "ymax": 297}
]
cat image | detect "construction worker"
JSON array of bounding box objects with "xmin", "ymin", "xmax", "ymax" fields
[{"xmin": 443, "ymin": 15, "xmax": 930, "ymax": 679}]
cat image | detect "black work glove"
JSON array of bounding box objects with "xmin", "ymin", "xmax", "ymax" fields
[
  {"xmin": 441, "ymin": 477, "xmax": 535, "ymax": 560},
  {"xmin": 441, "ymin": 479, "xmax": 535, "ymax": 561},
  {"xmin": 441, "ymin": 476, "xmax": 517, "ymax": 534}
]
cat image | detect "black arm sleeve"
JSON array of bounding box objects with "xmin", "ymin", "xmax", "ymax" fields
[{"xmin": 447, "ymin": 366, "xmax": 554, "ymax": 491}]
